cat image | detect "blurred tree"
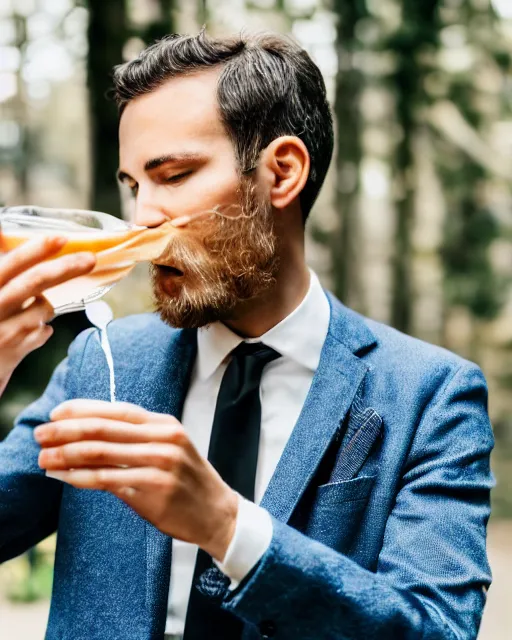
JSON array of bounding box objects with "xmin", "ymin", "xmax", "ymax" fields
[
  {"xmin": 86, "ymin": 0, "xmax": 129, "ymax": 217},
  {"xmin": 329, "ymin": 0, "xmax": 510, "ymax": 339},
  {"xmin": 331, "ymin": 0, "xmax": 368, "ymax": 308},
  {"xmin": 435, "ymin": 1, "xmax": 511, "ymax": 332},
  {"xmin": 86, "ymin": 0, "xmax": 176, "ymax": 217},
  {"xmin": 134, "ymin": 0, "xmax": 176, "ymax": 42},
  {"xmin": 385, "ymin": 0, "xmax": 442, "ymax": 334}
]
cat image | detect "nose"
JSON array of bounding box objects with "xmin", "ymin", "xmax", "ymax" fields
[
  {"xmin": 134, "ymin": 205, "xmax": 168, "ymax": 228},
  {"xmin": 133, "ymin": 187, "xmax": 171, "ymax": 228}
]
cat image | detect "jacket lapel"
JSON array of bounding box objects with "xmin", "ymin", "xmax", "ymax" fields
[{"xmin": 260, "ymin": 294, "xmax": 377, "ymax": 523}]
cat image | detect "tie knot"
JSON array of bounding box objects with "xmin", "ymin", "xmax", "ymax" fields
[{"xmin": 231, "ymin": 341, "xmax": 281, "ymax": 365}]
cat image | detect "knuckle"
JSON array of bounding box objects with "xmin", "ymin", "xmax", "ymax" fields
[
  {"xmin": 65, "ymin": 255, "xmax": 84, "ymax": 270},
  {"xmin": 96, "ymin": 469, "xmax": 109, "ymax": 490},
  {"xmin": 19, "ymin": 314, "xmax": 39, "ymax": 333},
  {"xmin": 42, "ymin": 424, "xmax": 56, "ymax": 441},
  {"xmin": 148, "ymin": 444, "xmax": 175, "ymax": 468},
  {"xmin": 151, "ymin": 468, "xmax": 169, "ymax": 487},
  {"xmin": 0, "ymin": 284, "xmax": 20, "ymax": 308},
  {"xmin": 51, "ymin": 447, "xmax": 66, "ymax": 467},
  {"xmin": 158, "ymin": 472, "xmax": 174, "ymax": 493},
  {"xmin": 0, "ymin": 328, "xmax": 9, "ymax": 347},
  {"xmin": 42, "ymin": 236, "xmax": 57, "ymax": 250},
  {"xmin": 86, "ymin": 420, "xmax": 104, "ymax": 439},
  {"xmin": 166, "ymin": 447, "xmax": 185, "ymax": 471},
  {"xmin": 170, "ymin": 428, "xmax": 188, "ymax": 447},
  {"xmin": 87, "ymin": 446, "xmax": 106, "ymax": 465},
  {"xmin": 28, "ymin": 272, "xmax": 46, "ymax": 291},
  {"xmin": 36, "ymin": 297, "xmax": 54, "ymax": 320},
  {"xmin": 163, "ymin": 422, "xmax": 187, "ymax": 445},
  {"xmin": 0, "ymin": 325, "xmax": 19, "ymax": 347}
]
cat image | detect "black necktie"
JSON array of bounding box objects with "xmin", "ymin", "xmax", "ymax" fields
[{"xmin": 183, "ymin": 342, "xmax": 281, "ymax": 640}]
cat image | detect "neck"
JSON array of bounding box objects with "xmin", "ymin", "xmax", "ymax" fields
[{"xmin": 224, "ymin": 248, "xmax": 310, "ymax": 339}]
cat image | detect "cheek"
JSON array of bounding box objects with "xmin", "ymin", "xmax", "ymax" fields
[{"xmin": 172, "ymin": 167, "xmax": 241, "ymax": 216}]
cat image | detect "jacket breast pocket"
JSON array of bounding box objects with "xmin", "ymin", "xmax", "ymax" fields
[{"xmin": 304, "ymin": 475, "xmax": 376, "ymax": 554}]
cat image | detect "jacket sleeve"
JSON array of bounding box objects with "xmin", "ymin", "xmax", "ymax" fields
[
  {"xmin": 220, "ymin": 363, "xmax": 494, "ymax": 640},
  {"xmin": 0, "ymin": 329, "xmax": 93, "ymax": 563}
]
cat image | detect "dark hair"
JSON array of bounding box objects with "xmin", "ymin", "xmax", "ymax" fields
[{"xmin": 112, "ymin": 30, "xmax": 334, "ymax": 221}]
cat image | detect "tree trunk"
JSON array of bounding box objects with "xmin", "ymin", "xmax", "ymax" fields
[
  {"xmin": 388, "ymin": 0, "xmax": 441, "ymax": 333},
  {"xmin": 87, "ymin": 0, "xmax": 128, "ymax": 216},
  {"xmin": 332, "ymin": 0, "xmax": 367, "ymax": 307}
]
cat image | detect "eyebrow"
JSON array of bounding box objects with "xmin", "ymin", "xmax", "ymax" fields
[{"xmin": 117, "ymin": 152, "xmax": 206, "ymax": 184}]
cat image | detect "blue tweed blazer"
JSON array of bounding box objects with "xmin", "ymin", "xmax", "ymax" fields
[{"xmin": 0, "ymin": 293, "xmax": 493, "ymax": 639}]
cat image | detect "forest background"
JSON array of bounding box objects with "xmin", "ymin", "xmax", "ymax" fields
[{"xmin": 0, "ymin": 0, "xmax": 512, "ymax": 637}]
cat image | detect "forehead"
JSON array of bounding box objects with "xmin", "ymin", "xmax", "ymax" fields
[{"xmin": 119, "ymin": 68, "xmax": 230, "ymax": 163}]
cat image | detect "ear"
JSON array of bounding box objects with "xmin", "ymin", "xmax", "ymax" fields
[{"xmin": 259, "ymin": 136, "xmax": 310, "ymax": 210}]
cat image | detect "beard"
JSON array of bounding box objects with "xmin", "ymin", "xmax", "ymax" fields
[{"xmin": 150, "ymin": 177, "xmax": 279, "ymax": 329}]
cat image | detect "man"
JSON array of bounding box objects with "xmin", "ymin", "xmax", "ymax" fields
[{"xmin": 0, "ymin": 31, "xmax": 493, "ymax": 640}]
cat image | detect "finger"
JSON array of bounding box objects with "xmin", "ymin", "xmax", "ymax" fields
[
  {"xmin": 0, "ymin": 323, "xmax": 54, "ymax": 374},
  {"xmin": 34, "ymin": 417, "xmax": 184, "ymax": 447},
  {"xmin": 0, "ymin": 297, "xmax": 54, "ymax": 349},
  {"xmin": 50, "ymin": 399, "xmax": 150, "ymax": 423},
  {"xmin": 114, "ymin": 486, "xmax": 139, "ymax": 500},
  {"xmin": 39, "ymin": 441, "xmax": 182, "ymax": 471},
  {"xmin": 44, "ymin": 466, "xmax": 170, "ymax": 492},
  {"xmin": 16, "ymin": 322, "xmax": 54, "ymax": 356},
  {"xmin": 0, "ymin": 252, "xmax": 96, "ymax": 321},
  {"xmin": 0, "ymin": 236, "xmax": 67, "ymax": 288}
]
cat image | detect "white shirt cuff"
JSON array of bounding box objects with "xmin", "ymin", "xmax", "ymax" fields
[{"xmin": 214, "ymin": 494, "xmax": 273, "ymax": 590}]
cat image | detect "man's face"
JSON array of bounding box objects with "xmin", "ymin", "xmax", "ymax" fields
[{"xmin": 118, "ymin": 70, "xmax": 279, "ymax": 328}]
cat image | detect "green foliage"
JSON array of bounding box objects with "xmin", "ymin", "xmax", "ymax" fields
[
  {"xmin": 441, "ymin": 200, "xmax": 505, "ymax": 319},
  {"xmin": 433, "ymin": 0, "xmax": 512, "ymax": 323},
  {"xmin": 7, "ymin": 549, "xmax": 54, "ymax": 603},
  {"xmin": 329, "ymin": 0, "xmax": 511, "ymax": 333}
]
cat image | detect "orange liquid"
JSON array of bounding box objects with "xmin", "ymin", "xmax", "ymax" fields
[
  {"xmin": 0, "ymin": 222, "xmax": 176, "ymax": 310},
  {"xmin": 0, "ymin": 227, "xmax": 143, "ymax": 257}
]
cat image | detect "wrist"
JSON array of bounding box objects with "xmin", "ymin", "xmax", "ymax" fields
[{"xmin": 202, "ymin": 487, "xmax": 239, "ymax": 562}]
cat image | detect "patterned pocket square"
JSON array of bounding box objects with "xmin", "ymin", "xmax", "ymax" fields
[{"xmin": 330, "ymin": 408, "xmax": 383, "ymax": 483}]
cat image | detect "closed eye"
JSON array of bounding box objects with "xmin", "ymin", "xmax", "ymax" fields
[{"xmin": 164, "ymin": 171, "xmax": 192, "ymax": 185}]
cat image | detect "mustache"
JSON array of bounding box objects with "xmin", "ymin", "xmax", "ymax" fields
[
  {"xmin": 156, "ymin": 193, "xmax": 273, "ymax": 281},
  {"xmin": 150, "ymin": 180, "xmax": 279, "ymax": 329},
  {"xmin": 156, "ymin": 232, "xmax": 224, "ymax": 286}
]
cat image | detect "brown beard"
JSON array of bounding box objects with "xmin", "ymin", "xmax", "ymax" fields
[{"xmin": 150, "ymin": 178, "xmax": 279, "ymax": 329}]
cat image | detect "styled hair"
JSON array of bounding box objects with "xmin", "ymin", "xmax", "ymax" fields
[{"xmin": 112, "ymin": 30, "xmax": 334, "ymax": 220}]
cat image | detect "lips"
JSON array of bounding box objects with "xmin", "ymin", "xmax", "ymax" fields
[{"xmin": 155, "ymin": 264, "xmax": 184, "ymax": 277}]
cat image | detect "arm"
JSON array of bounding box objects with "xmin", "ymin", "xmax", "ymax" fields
[
  {"xmin": 219, "ymin": 364, "xmax": 494, "ymax": 640},
  {"xmin": 0, "ymin": 330, "xmax": 92, "ymax": 563}
]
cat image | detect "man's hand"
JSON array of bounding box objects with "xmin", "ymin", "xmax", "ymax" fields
[
  {"xmin": 34, "ymin": 400, "xmax": 239, "ymax": 562},
  {"xmin": 0, "ymin": 237, "xmax": 96, "ymax": 396}
]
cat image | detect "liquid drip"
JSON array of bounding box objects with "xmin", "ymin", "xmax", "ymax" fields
[
  {"xmin": 85, "ymin": 301, "xmax": 116, "ymax": 402},
  {"xmin": 100, "ymin": 328, "xmax": 116, "ymax": 403}
]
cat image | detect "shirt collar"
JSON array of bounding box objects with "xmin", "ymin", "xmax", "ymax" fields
[{"xmin": 196, "ymin": 270, "xmax": 331, "ymax": 381}]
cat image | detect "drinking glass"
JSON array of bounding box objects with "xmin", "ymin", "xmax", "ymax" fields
[{"xmin": 0, "ymin": 206, "xmax": 172, "ymax": 315}]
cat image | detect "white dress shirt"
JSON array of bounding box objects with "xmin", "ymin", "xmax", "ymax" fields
[{"xmin": 165, "ymin": 270, "xmax": 331, "ymax": 635}]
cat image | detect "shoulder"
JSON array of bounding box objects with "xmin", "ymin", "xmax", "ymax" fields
[
  {"xmin": 327, "ymin": 293, "xmax": 484, "ymax": 391},
  {"xmin": 366, "ymin": 316, "xmax": 486, "ymax": 397},
  {"xmin": 68, "ymin": 312, "xmax": 179, "ymax": 362},
  {"xmin": 365, "ymin": 316, "xmax": 469, "ymax": 370}
]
